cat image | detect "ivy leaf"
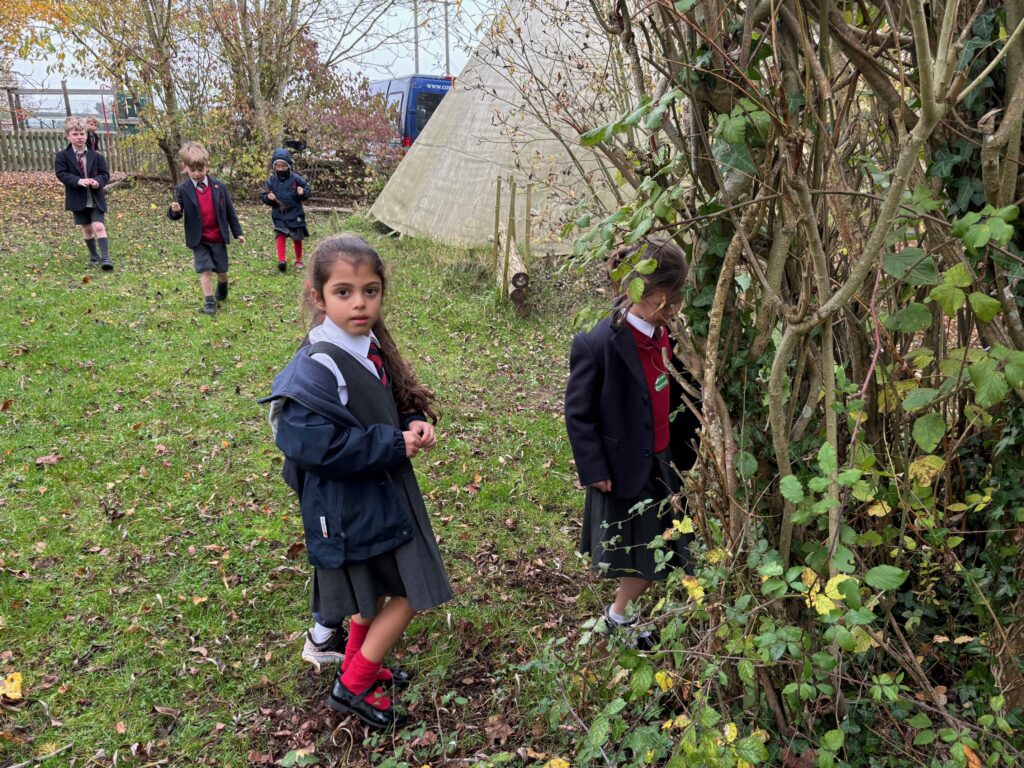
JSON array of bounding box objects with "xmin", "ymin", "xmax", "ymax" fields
[
  {"xmin": 968, "ymin": 292, "xmax": 1001, "ymax": 322},
  {"xmin": 969, "ymin": 358, "xmax": 1009, "ymax": 408},
  {"xmin": 865, "ymin": 564, "xmax": 909, "ymax": 590},
  {"xmin": 929, "ymin": 282, "xmax": 966, "ymax": 315},
  {"xmin": 882, "ymin": 302, "xmax": 932, "ymax": 333},
  {"xmin": 780, "ymin": 475, "xmax": 804, "ymax": 503},
  {"xmin": 912, "ymin": 413, "xmax": 946, "ymax": 453},
  {"xmin": 901, "ymin": 387, "xmax": 939, "ymax": 412}
]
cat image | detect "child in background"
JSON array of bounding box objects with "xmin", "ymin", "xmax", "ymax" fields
[
  {"xmin": 85, "ymin": 116, "xmax": 100, "ymax": 152},
  {"xmin": 167, "ymin": 142, "xmax": 245, "ymax": 315},
  {"xmin": 54, "ymin": 116, "xmax": 113, "ymax": 270},
  {"xmin": 262, "ymin": 148, "xmax": 311, "ymax": 272},
  {"xmin": 564, "ymin": 238, "xmax": 701, "ymax": 649},
  {"xmin": 262, "ymin": 234, "xmax": 451, "ymax": 729}
]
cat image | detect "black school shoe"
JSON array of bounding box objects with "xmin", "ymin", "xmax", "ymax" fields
[
  {"xmin": 202, "ymin": 297, "xmax": 216, "ymax": 315},
  {"xmin": 600, "ymin": 606, "xmax": 659, "ymax": 651},
  {"xmin": 327, "ymin": 678, "xmax": 408, "ymax": 730},
  {"xmin": 216, "ymin": 281, "xmax": 228, "ymax": 301},
  {"xmin": 381, "ymin": 664, "xmax": 413, "ymax": 689},
  {"xmin": 278, "ymin": 261, "xmax": 287, "ymax": 273}
]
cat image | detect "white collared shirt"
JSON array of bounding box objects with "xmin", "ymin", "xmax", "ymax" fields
[
  {"xmin": 625, "ymin": 311, "xmax": 657, "ymax": 338},
  {"xmin": 307, "ymin": 317, "xmax": 381, "ymax": 405},
  {"xmin": 191, "ymin": 176, "xmax": 209, "ymax": 189}
]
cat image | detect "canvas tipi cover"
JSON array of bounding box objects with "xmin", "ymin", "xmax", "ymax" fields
[{"xmin": 370, "ymin": 0, "xmax": 623, "ymax": 253}]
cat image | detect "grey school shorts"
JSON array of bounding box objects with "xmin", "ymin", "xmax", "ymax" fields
[
  {"xmin": 72, "ymin": 207, "xmax": 105, "ymax": 225},
  {"xmin": 192, "ymin": 241, "xmax": 229, "ymax": 274}
]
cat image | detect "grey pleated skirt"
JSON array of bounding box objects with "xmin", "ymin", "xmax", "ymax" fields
[
  {"xmin": 579, "ymin": 448, "xmax": 692, "ymax": 581},
  {"xmin": 311, "ymin": 463, "xmax": 452, "ymax": 623}
]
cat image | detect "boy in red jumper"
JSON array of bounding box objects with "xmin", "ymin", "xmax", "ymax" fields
[{"xmin": 168, "ymin": 142, "xmax": 245, "ymax": 315}]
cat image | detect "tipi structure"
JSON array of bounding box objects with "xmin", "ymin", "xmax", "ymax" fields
[{"xmin": 370, "ymin": 0, "xmax": 625, "ymax": 253}]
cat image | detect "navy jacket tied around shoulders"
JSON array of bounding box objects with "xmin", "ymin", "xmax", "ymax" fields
[{"xmin": 261, "ymin": 348, "xmax": 414, "ymax": 568}]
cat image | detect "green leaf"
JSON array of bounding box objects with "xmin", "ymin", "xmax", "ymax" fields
[
  {"xmin": 780, "ymin": 475, "xmax": 804, "ymax": 503},
  {"xmin": 822, "ymin": 729, "xmax": 845, "ymax": 751},
  {"xmin": 626, "ymin": 277, "xmax": 646, "ymax": 304},
  {"xmin": 737, "ymin": 451, "xmax": 758, "ymax": 480},
  {"xmin": 734, "ymin": 736, "xmax": 769, "ymax": 763},
  {"xmin": 907, "ymin": 713, "xmax": 932, "ymax": 729},
  {"xmin": 587, "ymin": 716, "xmax": 611, "ymax": 748},
  {"xmin": 944, "ymin": 262, "xmax": 974, "ymax": 287},
  {"xmin": 902, "ymin": 387, "xmax": 939, "ymax": 412},
  {"xmin": 913, "ymin": 729, "xmax": 937, "ymax": 746},
  {"xmin": 988, "ymin": 216, "xmax": 1015, "ymax": 245},
  {"xmin": 738, "ymin": 659, "xmax": 755, "ymax": 684},
  {"xmin": 1006, "ymin": 351, "xmax": 1024, "ymax": 388},
  {"xmin": 837, "ymin": 577, "xmax": 862, "ymax": 609},
  {"xmin": 968, "ymin": 292, "xmax": 1001, "ymax": 322},
  {"xmin": 963, "ymin": 223, "xmax": 991, "ymax": 249},
  {"xmin": 951, "ymin": 210, "xmax": 982, "ymax": 237},
  {"xmin": 674, "ymin": 0, "xmax": 697, "ymax": 11},
  {"xmin": 929, "ymin": 282, "xmax": 966, "ymax": 315},
  {"xmin": 818, "ymin": 442, "xmax": 837, "ymax": 476},
  {"xmin": 698, "ymin": 706, "xmax": 722, "ymax": 728},
  {"xmin": 580, "ymin": 125, "xmax": 607, "ymax": 147},
  {"xmin": 969, "ymin": 358, "xmax": 1009, "ymax": 408},
  {"xmin": 992, "ymin": 204, "xmax": 1019, "ymax": 221},
  {"xmin": 645, "ymin": 105, "xmax": 667, "ymax": 130},
  {"xmin": 881, "ymin": 302, "xmax": 932, "ymax": 333},
  {"xmin": 720, "ymin": 114, "xmax": 747, "ymax": 144},
  {"xmin": 865, "ymin": 564, "xmax": 909, "ymax": 590},
  {"xmin": 912, "ymin": 413, "xmax": 946, "ymax": 452},
  {"xmin": 837, "ymin": 468, "xmax": 863, "ymax": 485},
  {"xmin": 882, "ymin": 248, "xmax": 939, "ymax": 286}
]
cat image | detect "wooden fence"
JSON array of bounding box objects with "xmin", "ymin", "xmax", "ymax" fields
[{"xmin": 0, "ymin": 129, "xmax": 165, "ymax": 176}]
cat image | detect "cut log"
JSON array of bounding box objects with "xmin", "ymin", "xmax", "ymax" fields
[{"xmin": 497, "ymin": 224, "xmax": 529, "ymax": 306}]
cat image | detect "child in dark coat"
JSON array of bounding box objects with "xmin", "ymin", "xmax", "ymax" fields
[
  {"xmin": 262, "ymin": 234, "xmax": 451, "ymax": 730},
  {"xmin": 167, "ymin": 142, "xmax": 245, "ymax": 315},
  {"xmin": 262, "ymin": 147, "xmax": 311, "ymax": 272},
  {"xmin": 54, "ymin": 116, "xmax": 113, "ymax": 270},
  {"xmin": 564, "ymin": 238, "xmax": 701, "ymax": 649}
]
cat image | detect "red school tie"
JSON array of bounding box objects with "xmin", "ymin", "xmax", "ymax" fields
[
  {"xmin": 367, "ymin": 340, "xmax": 387, "ymax": 385},
  {"xmin": 196, "ymin": 181, "xmax": 206, "ymax": 192},
  {"xmin": 77, "ymin": 152, "xmax": 87, "ymax": 176}
]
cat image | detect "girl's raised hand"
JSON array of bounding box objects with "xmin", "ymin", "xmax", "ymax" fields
[
  {"xmin": 402, "ymin": 430, "xmax": 422, "ymax": 458},
  {"xmin": 409, "ymin": 421, "xmax": 436, "ymax": 450}
]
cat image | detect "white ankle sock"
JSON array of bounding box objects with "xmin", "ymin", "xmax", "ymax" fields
[
  {"xmin": 310, "ymin": 622, "xmax": 335, "ymax": 644},
  {"xmin": 607, "ymin": 605, "xmax": 631, "ymax": 625}
]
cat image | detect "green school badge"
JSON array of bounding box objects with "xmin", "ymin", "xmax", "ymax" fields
[{"xmin": 655, "ymin": 373, "xmax": 669, "ymax": 392}]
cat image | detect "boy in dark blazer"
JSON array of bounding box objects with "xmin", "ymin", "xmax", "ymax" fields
[
  {"xmin": 55, "ymin": 116, "xmax": 113, "ymax": 270},
  {"xmin": 167, "ymin": 142, "xmax": 245, "ymax": 315}
]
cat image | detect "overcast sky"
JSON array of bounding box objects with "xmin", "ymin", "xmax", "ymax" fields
[{"xmin": 10, "ymin": 1, "xmax": 489, "ymax": 117}]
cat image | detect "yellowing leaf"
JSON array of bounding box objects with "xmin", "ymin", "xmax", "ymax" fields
[
  {"xmin": 655, "ymin": 670, "xmax": 675, "ymax": 692},
  {"xmin": 672, "ymin": 517, "xmax": 694, "ymax": 534},
  {"xmin": 909, "ymin": 455, "xmax": 945, "ymax": 487},
  {"xmin": 825, "ymin": 574, "xmax": 854, "ymax": 601},
  {"xmin": 851, "ymin": 626, "xmax": 878, "ymax": 653},
  {"xmin": 706, "ymin": 548, "xmax": 728, "ymax": 564},
  {"xmin": 810, "ymin": 591, "xmax": 837, "ymax": 615},
  {"xmin": 867, "ymin": 501, "xmax": 891, "ymax": 517},
  {"xmin": 801, "ymin": 567, "xmax": 818, "ymax": 589},
  {"xmin": 723, "ymin": 722, "xmax": 738, "ymax": 744},
  {"xmin": 192, "ymin": 595, "xmax": 208, "ymax": 605},
  {"xmin": 0, "ymin": 672, "xmax": 23, "ymax": 700},
  {"xmin": 681, "ymin": 575, "xmax": 705, "ymax": 604},
  {"xmin": 963, "ymin": 744, "xmax": 982, "ymax": 768},
  {"xmin": 543, "ymin": 759, "xmax": 571, "ymax": 768}
]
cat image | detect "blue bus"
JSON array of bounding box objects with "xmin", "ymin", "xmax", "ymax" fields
[{"xmin": 369, "ymin": 75, "xmax": 454, "ymax": 147}]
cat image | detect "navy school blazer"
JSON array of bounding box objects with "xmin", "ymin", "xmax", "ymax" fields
[
  {"xmin": 54, "ymin": 144, "xmax": 109, "ymax": 212},
  {"xmin": 564, "ymin": 313, "xmax": 701, "ymax": 501},
  {"xmin": 259, "ymin": 347, "xmax": 415, "ymax": 568},
  {"xmin": 167, "ymin": 176, "xmax": 243, "ymax": 248}
]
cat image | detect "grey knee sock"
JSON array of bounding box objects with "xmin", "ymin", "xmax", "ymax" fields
[{"xmin": 85, "ymin": 238, "xmax": 99, "ymax": 259}]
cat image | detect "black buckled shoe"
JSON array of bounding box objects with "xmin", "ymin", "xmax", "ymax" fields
[
  {"xmin": 100, "ymin": 255, "xmax": 113, "ymax": 271},
  {"xmin": 327, "ymin": 678, "xmax": 408, "ymax": 730},
  {"xmin": 380, "ymin": 664, "xmax": 413, "ymax": 689}
]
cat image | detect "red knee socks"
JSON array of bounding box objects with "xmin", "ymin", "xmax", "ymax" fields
[
  {"xmin": 294, "ymin": 239, "xmax": 303, "ymax": 265},
  {"xmin": 339, "ymin": 649, "xmax": 391, "ymax": 710},
  {"xmin": 275, "ymin": 234, "xmax": 286, "ymax": 263},
  {"xmin": 341, "ymin": 620, "xmax": 395, "ymax": 685}
]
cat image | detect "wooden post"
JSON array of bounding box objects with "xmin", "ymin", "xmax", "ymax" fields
[
  {"xmin": 523, "ymin": 183, "xmax": 532, "ymax": 270},
  {"xmin": 503, "ymin": 177, "xmax": 517, "ymax": 299},
  {"xmin": 61, "ymin": 80, "xmax": 72, "ymax": 116},
  {"xmin": 492, "ymin": 175, "xmax": 502, "ymax": 277}
]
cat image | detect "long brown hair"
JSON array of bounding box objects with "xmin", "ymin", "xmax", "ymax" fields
[
  {"xmin": 303, "ymin": 233, "xmax": 438, "ymax": 423},
  {"xmin": 606, "ymin": 237, "xmax": 689, "ymax": 326}
]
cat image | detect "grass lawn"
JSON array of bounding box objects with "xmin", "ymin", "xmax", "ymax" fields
[{"xmin": 0, "ymin": 175, "xmax": 608, "ymax": 767}]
